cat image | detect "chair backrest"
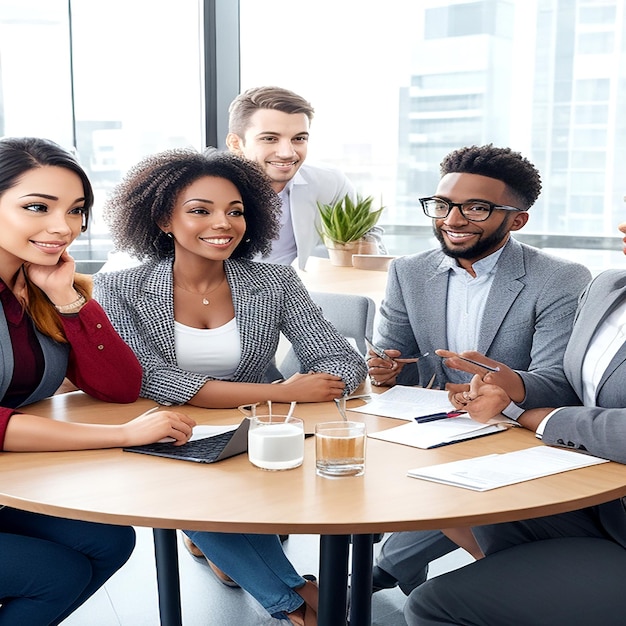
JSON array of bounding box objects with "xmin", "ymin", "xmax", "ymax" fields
[{"xmin": 279, "ymin": 291, "xmax": 375, "ymax": 378}]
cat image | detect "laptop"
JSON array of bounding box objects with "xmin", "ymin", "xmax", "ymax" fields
[{"xmin": 123, "ymin": 419, "xmax": 250, "ymax": 464}]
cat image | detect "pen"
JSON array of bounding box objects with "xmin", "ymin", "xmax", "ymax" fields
[
  {"xmin": 365, "ymin": 337, "xmax": 429, "ymax": 363},
  {"xmin": 365, "ymin": 336, "xmax": 394, "ymax": 362},
  {"xmin": 451, "ymin": 356, "xmax": 501, "ymax": 372},
  {"xmin": 415, "ymin": 411, "xmax": 465, "ymax": 424}
]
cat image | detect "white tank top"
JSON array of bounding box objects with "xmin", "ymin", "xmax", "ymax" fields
[{"xmin": 174, "ymin": 318, "xmax": 241, "ymax": 378}]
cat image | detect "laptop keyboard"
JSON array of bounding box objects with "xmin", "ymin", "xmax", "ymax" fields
[{"xmin": 130, "ymin": 430, "xmax": 234, "ymax": 462}]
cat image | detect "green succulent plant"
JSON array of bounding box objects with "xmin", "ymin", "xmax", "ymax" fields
[{"xmin": 317, "ymin": 193, "xmax": 384, "ymax": 245}]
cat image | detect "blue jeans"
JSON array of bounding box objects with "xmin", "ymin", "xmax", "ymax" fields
[
  {"xmin": 0, "ymin": 507, "xmax": 135, "ymax": 625},
  {"xmin": 184, "ymin": 530, "xmax": 306, "ymax": 618}
]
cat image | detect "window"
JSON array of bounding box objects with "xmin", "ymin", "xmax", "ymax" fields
[
  {"xmin": 2, "ymin": 1, "xmax": 624, "ymax": 273},
  {"xmin": 577, "ymin": 31, "xmax": 614, "ymax": 54},
  {"xmin": 240, "ymin": 0, "xmax": 626, "ymax": 270},
  {"xmin": 0, "ymin": 0, "xmax": 204, "ymax": 271}
]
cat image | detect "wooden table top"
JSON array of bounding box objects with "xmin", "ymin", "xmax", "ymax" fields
[
  {"xmin": 296, "ymin": 257, "xmax": 389, "ymax": 304},
  {"xmin": 2, "ymin": 392, "xmax": 626, "ymax": 534}
]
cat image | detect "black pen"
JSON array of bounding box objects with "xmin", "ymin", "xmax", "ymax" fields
[
  {"xmin": 457, "ymin": 356, "xmax": 500, "ymax": 372},
  {"xmin": 440, "ymin": 354, "xmax": 500, "ymax": 372},
  {"xmin": 415, "ymin": 411, "xmax": 465, "ymax": 424}
]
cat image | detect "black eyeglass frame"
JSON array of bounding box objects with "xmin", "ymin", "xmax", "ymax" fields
[{"xmin": 419, "ymin": 196, "xmax": 526, "ymax": 222}]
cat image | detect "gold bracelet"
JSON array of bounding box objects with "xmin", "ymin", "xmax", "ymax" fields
[{"xmin": 54, "ymin": 292, "xmax": 87, "ymax": 314}]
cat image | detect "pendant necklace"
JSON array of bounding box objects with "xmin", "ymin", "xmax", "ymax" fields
[{"xmin": 174, "ymin": 275, "xmax": 226, "ymax": 306}]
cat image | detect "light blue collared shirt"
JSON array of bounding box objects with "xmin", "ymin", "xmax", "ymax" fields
[{"xmin": 443, "ymin": 242, "xmax": 507, "ymax": 384}]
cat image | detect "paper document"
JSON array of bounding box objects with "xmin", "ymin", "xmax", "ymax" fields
[
  {"xmin": 190, "ymin": 424, "xmax": 238, "ymax": 441},
  {"xmin": 407, "ymin": 446, "xmax": 609, "ymax": 491},
  {"xmin": 368, "ymin": 416, "xmax": 509, "ymax": 449},
  {"xmin": 349, "ymin": 386, "xmax": 457, "ymax": 420}
]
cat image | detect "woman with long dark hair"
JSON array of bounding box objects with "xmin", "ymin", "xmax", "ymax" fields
[{"xmin": 0, "ymin": 137, "xmax": 194, "ymax": 625}]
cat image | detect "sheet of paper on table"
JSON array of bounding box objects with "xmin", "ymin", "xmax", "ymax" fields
[
  {"xmin": 368, "ymin": 416, "xmax": 511, "ymax": 449},
  {"xmin": 189, "ymin": 424, "xmax": 238, "ymax": 441},
  {"xmin": 407, "ymin": 446, "xmax": 609, "ymax": 491},
  {"xmin": 348, "ymin": 386, "xmax": 458, "ymax": 420}
]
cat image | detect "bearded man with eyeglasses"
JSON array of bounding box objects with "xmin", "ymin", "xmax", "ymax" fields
[{"xmin": 367, "ymin": 144, "xmax": 592, "ymax": 598}]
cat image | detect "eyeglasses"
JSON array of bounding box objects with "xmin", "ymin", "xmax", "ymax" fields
[{"xmin": 419, "ymin": 197, "xmax": 526, "ymax": 222}]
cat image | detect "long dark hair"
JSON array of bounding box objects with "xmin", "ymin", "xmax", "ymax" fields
[{"xmin": 0, "ymin": 137, "xmax": 94, "ymax": 341}]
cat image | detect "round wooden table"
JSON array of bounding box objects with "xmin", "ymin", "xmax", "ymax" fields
[{"xmin": 4, "ymin": 392, "xmax": 626, "ymax": 625}]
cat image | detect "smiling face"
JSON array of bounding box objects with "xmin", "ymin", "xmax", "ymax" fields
[
  {"xmin": 164, "ymin": 176, "xmax": 246, "ymax": 264},
  {"xmin": 431, "ymin": 173, "xmax": 529, "ymax": 270},
  {"xmin": 0, "ymin": 165, "xmax": 86, "ymax": 277},
  {"xmin": 226, "ymin": 108, "xmax": 309, "ymax": 192}
]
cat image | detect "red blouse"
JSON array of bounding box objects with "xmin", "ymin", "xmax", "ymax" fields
[{"xmin": 0, "ymin": 282, "xmax": 142, "ymax": 449}]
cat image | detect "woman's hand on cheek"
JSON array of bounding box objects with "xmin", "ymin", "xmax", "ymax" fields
[{"xmin": 24, "ymin": 252, "xmax": 79, "ymax": 303}]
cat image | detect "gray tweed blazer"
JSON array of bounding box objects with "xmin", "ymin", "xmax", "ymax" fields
[
  {"xmin": 376, "ymin": 237, "xmax": 592, "ymax": 408},
  {"xmin": 93, "ymin": 258, "xmax": 367, "ymax": 405}
]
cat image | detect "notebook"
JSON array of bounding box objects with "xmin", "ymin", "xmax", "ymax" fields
[
  {"xmin": 368, "ymin": 415, "xmax": 513, "ymax": 449},
  {"xmin": 123, "ymin": 419, "xmax": 250, "ymax": 464}
]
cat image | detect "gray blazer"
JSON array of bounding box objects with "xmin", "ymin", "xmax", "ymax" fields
[
  {"xmin": 540, "ymin": 270, "xmax": 626, "ymax": 548},
  {"xmin": 93, "ymin": 258, "xmax": 367, "ymax": 405},
  {"xmin": 544, "ymin": 270, "xmax": 626, "ymax": 458},
  {"xmin": 376, "ymin": 237, "xmax": 592, "ymax": 408},
  {"xmin": 0, "ymin": 306, "xmax": 68, "ymax": 407}
]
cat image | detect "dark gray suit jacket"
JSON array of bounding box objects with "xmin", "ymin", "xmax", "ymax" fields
[{"xmin": 376, "ymin": 237, "xmax": 591, "ymax": 408}]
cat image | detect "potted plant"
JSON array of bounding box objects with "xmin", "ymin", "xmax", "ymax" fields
[{"xmin": 317, "ymin": 193, "xmax": 385, "ymax": 266}]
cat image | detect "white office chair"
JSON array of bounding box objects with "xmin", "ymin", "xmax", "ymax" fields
[{"xmin": 279, "ymin": 291, "xmax": 375, "ymax": 378}]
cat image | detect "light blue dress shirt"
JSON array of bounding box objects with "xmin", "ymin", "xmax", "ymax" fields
[{"xmin": 443, "ymin": 243, "xmax": 506, "ymax": 384}]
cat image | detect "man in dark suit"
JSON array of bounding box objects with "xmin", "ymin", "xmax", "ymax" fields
[
  {"xmin": 367, "ymin": 145, "xmax": 592, "ymax": 596},
  {"xmin": 404, "ymin": 222, "xmax": 626, "ymax": 625}
]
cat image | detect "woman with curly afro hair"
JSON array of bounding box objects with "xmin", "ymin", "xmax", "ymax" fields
[{"xmin": 93, "ymin": 148, "xmax": 367, "ymax": 625}]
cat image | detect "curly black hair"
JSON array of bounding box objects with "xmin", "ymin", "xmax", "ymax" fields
[
  {"xmin": 440, "ymin": 144, "xmax": 542, "ymax": 209},
  {"xmin": 104, "ymin": 148, "xmax": 281, "ymax": 261}
]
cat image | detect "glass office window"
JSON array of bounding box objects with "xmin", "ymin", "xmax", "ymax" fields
[
  {"xmin": 240, "ymin": 0, "xmax": 626, "ymax": 269},
  {"xmin": 577, "ymin": 31, "xmax": 614, "ymax": 55},
  {"xmin": 574, "ymin": 103, "xmax": 609, "ymax": 124},
  {"xmin": 0, "ymin": 0, "xmax": 204, "ymax": 271},
  {"xmin": 0, "ymin": 1, "xmax": 74, "ymax": 143},
  {"xmin": 579, "ymin": 4, "xmax": 617, "ymax": 24},
  {"xmin": 69, "ymin": 0, "xmax": 203, "ymax": 268}
]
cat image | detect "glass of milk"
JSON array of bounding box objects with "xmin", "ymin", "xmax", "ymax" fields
[{"xmin": 247, "ymin": 415, "xmax": 304, "ymax": 470}]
